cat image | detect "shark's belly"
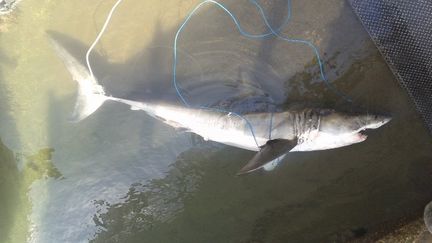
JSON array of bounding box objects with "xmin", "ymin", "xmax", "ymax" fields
[
  {"xmin": 291, "ymin": 131, "xmax": 366, "ymax": 151},
  {"xmin": 194, "ymin": 127, "xmax": 266, "ymax": 151}
]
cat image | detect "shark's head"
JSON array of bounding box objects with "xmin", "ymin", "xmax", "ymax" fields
[
  {"xmin": 319, "ymin": 112, "xmax": 391, "ymax": 134},
  {"xmin": 301, "ymin": 111, "xmax": 392, "ymax": 150},
  {"xmin": 354, "ymin": 113, "xmax": 392, "ymax": 130}
]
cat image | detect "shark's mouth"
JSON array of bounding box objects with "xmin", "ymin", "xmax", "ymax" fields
[{"xmin": 357, "ymin": 131, "xmax": 368, "ymax": 141}]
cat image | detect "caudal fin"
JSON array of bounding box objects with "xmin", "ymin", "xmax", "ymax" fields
[{"xmin": 48, "ymin": 34, "xmax": 107, "ymax": 122}]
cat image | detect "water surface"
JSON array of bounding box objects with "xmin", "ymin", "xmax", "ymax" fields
[{"xmin": 1, "ymin": 0, "xmax": 432, "ymax": 242}]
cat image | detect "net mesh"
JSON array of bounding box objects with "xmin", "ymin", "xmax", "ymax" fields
[{"xmin": 348, "ymin": 0, "xmax": 432, "ymax": 134}]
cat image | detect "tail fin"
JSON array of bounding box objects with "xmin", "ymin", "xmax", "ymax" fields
[{"xmin": 48, "ymin": 34, "xmax": 107, "ymax": 122}]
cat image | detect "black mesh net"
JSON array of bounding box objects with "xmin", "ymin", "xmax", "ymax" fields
[{"xmin": 348, "ymin": 0, "xmax": 432, "ymax": 134}]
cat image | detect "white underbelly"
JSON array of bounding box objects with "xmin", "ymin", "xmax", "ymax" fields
[
  {"xmin": 194, "ymin": 128, "xmax": 266, "ymax": 151},
  {"xmin": 292, "ymin": 131, "xmax": 365, "ymax": 152}
]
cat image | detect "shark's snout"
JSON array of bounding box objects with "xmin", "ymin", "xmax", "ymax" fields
[{"xmin": 362, "ymin": 114, "xmax": 392, "ymax": 130}]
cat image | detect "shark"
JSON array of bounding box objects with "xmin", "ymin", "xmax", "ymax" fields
[{"xmin": 48, "ymin": 35, "xmax": 391, "ymax": 175}]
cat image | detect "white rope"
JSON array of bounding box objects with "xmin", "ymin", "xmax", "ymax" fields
[{"xmin": 85, "ymin": 0, "xmax": 125, "ymax": 79}]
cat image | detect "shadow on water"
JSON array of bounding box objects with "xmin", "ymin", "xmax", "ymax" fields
[
  {"xmin": 0, "ymin": 22, "xmax": 21, "ymax": 242},
  {"xmin": 40, "ymin": 0, "xmax": 432, "ymax": 242},
  {"xmin": 0, "ymin": 13, "xmax": 63, "ymax": 243},
  {"xmin": 0, "ymin": 66, "xmax": 61, "ymax": 242}
]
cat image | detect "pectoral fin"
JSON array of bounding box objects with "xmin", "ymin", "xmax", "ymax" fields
[{"xmin": 237, "ymin": 138, "xmax": 298, "ymax": 175}]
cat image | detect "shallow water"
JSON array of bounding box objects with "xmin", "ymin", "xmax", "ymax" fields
[{"xmin": 1, "ymin": 0, "xmax": 432, "ymax": 242}]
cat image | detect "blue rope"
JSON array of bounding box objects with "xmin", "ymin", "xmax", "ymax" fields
[
  {"xmin": 173, "ymin": 0, "xmax": 292, "ymax": 107},
  {"xmin": 249, "ymin": 0, "xmax": 353, "ymax": 103},
  {"xmin": 173, "ymin": 0, "xmax": 293, "ymax": 148},
  {"xmin": 172, "ymin": 0, "xmax": 352, "ymax": 149},
  {"xmin": 197, "ymin": 106, "xmax": 261, "ymax": 147}
]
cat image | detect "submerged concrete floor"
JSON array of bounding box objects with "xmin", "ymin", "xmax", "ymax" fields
[
  {"xmin": 351, "ymin": 217, "xmax": 432, "ymax": 243},
  {"xmin": 1, "ymin": 0, "xmax": 432, "ymax": 242}
]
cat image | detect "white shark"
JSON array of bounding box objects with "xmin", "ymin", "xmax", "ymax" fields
[{"xmin": 49, "ymin": 35, "xmax": 391, "ymax": 175}]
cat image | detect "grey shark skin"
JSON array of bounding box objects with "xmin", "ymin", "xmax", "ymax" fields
[{"xmin": 49, "ymin": 36, "xmax": 391, "ymax": 175}]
